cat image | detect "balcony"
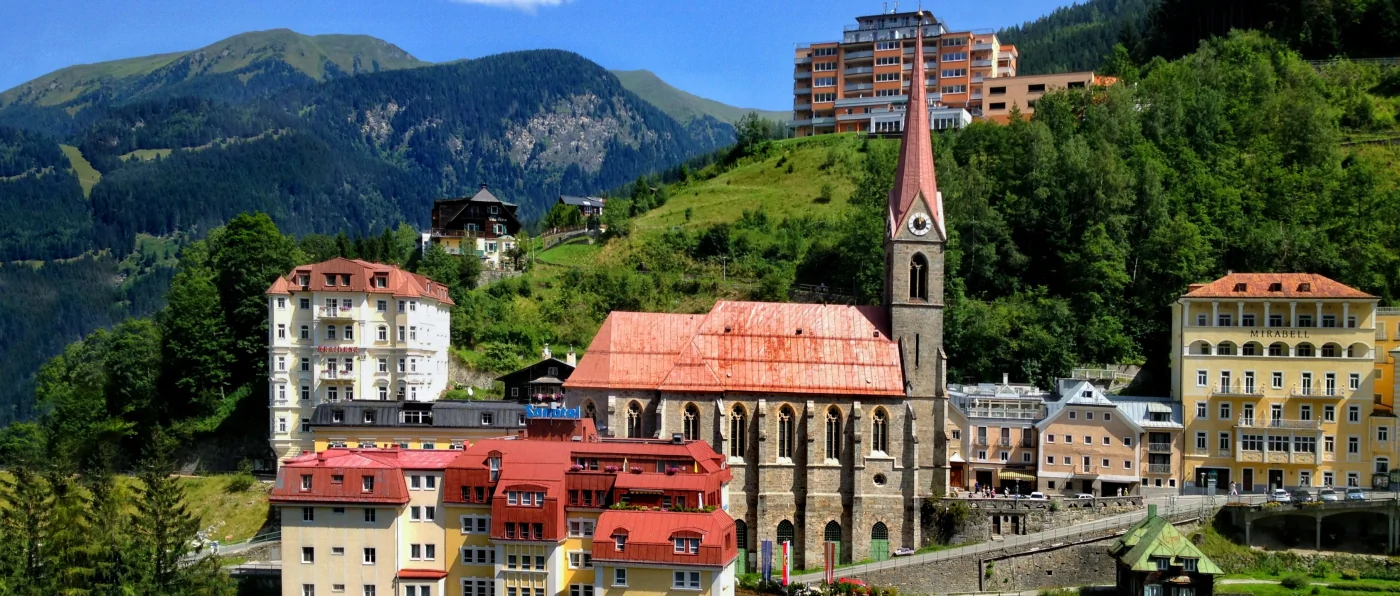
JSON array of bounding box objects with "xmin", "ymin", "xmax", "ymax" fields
[
  {"xmin": 320, "ymin": 369, "xmax": 354, "ymax": 382},
  {"xmin": 811, "ymin": 117, "xmax": 836, "ymax": 126},
  {"xmin": 971, "ymin": 59, "xmax": 993, "ymax": 68},
  {"xmin": 793, "ymin": 102, "xmax": 811, "ymax": 111},
  {"xmin": 317, "ymin": 305, "xmax": 355, "ymax": 320},
  {"xmin": 1149, "ymin": 443, "xmax": 1173, "ymax": 453},
  {"xmin": 997, "ymin": 438, "xmax": 1011, "ymax": 447},
  {"xmin": 975, "ymin": 437, "xmax": 989, "ymax": 447},
  {"xmin": 844, "ymin": 83, "xmax": 874, "ymax": 92},
  {"xmin": 998, "ymin": 66, "xmax": 1015, "ymax": 76},
  {"xmin": 973, "ymin": 42, "xmax": 995, "ymax": 51},
  {"xmin": 794, "ymin": 87, "xmax": 811, "ymax": 95},
  {"xmin": 794, "ymin": 72, "xmax": 811, "ymax": 80},
  {"xmin": 1019, "ymin": 439, "xmax": 1035, "ymax": 448},
  {"xmin": 901, "ymin": 61, "xmax": 937, "ymax": 71},
  {"xmin": 1236, "ymin": 416, "xmax": 1322, "ymax": 430},
  {"xmin": 845, "ymin": 50, "xmax": 874, "ymax": 60},
  {"xmin": 1212, "ymin": 383, "xmax": 1264, "ymax": 397},
  {"xmin": 1291, "ymin": 385, "xmax": 1344, "ymax": 398},
  {"xmin": 844, "ymin": 67, "xmax": 873, "ymax": 76},
  {"xmin": 795, "ymin": 57, "xmax": 811, "ymax": 65},
  {"xmin": 836, "ymin": 112, "xmax": 869, "ymax": 122},
  {"xmin": 1147, "ymin": 463, "xmax": 1172, "ymax": 474}
]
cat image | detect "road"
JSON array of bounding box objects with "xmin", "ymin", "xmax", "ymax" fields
[{"xmin": 790, "ymin": 494, "xmax": 1222, "ymax": 584}]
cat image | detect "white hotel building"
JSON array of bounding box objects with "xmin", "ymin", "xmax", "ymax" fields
[{"xmin": 265, "ymin": 258, "xmax": 454, "ymax": 464}]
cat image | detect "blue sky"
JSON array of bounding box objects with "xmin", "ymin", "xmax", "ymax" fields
[{"xmin": 0, "ymin": 0, "xmax": 1076, "ymax": 111}]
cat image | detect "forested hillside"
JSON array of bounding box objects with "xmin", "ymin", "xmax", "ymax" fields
[{"xmin": 997, "ymin": 0, "xmax": 1152, "ymax": 75}]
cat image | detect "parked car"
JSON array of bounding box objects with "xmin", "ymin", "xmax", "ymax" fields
[
  {"xmin": 1291, "ymin": 489, "xmax": 1314, "ymax": 504},
  {"xmin": 1270, "ymin": 488, "xmax": 1291, "ymax": 503},
  {"xmin": 1027, "ymin": 491, "xmax": 1048, "ymax": 500},
  {"xmin": 1346, "ymin": 487, "xmax": 1367, "ymax": 501},
  {"xmin": 893, "ymin": 547, "xmax": 915, "ymax": 557},
  {"xmin": 1318, "ymin": 488, "xmax": 1339, "ymax": 502},
  {"xmin": 1075, "ymin": 493, "xmax": 1095, "ymax": 499}
]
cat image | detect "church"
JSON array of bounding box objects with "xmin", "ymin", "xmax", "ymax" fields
[{"xmin": 562, "ymin": 21, "xmax": 949, "ymax": 571}]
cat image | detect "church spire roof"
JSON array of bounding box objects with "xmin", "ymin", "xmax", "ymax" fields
[{"xmin": 888, "ymin": 13, "xmax": 944, "ymax": 240}]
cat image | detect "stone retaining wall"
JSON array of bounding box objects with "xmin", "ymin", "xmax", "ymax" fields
[{"xmin": 941, "ymin": 496, "xmax": 1143, "ymax": 544}]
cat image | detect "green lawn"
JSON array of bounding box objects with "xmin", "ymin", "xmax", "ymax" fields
[
  {"xmin": 120, "ymin": 148, "xmax": 174, "ymax": 161},
  {"xmin": 536, "ymin": 241, "xmax": 601, "ymax": 267},
  {"xmin": 59, "ymin": 144, "xmax": 101, "ymax": 197}
]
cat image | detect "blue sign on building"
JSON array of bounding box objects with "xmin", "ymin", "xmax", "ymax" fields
[{"xmin": 524, "ymin": 405, "xmax": 580, "ymax": 419}]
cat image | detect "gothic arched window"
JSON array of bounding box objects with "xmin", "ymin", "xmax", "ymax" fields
[
  {"xmin": 627, "ymin": 402, "xmax": 642, "ymax": 438},
  {"xmin": 583, "ymin": 401, "xmax": 596, "ymax": 422},
  {"xmin": 683, "ymin": 403, "xmax": 700, "ymax": 441},
  {"xmin": 825, "ymin": 407, "xmax": 842, "ymax": 461},
  {"xmin": 909, "ymin": 254, "xmax": 929, "ymax": 300},
  {"xmin": 729, "ymin": 405, "xmax": 747, "ymax": 458},
  {"xmin": 777, "ymin": 406, "xmax": 795, "ymax": 460},
  {"xmin": 872, "ymin": 408, "xmax": 889, "ymax": 454}
]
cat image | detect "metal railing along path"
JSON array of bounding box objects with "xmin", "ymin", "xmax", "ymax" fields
[{"xmin": 790, "ymin": 497, "xmax": 1222, "ymax": 585}]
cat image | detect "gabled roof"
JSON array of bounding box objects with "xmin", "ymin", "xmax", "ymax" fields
[
  {"xmin": 592, "ymin": 509, "xmax": 737, "ymax": 568},
  {"xmin": 1113, "ymin": 396, "xmax": 1184, "ymax": 430},
  {"xmin": 566, "ymin": 302, "xmax": 904, "ymax": 396},
  {"xmin": 1183, "ymin": 273, "xmax": 1373, "ymax": 299},
  {"xmin": 1109, "ymin": 511, "xmax": 1223, "ymax": 574},
  {"xmin": 496, "ymin": 358, "xmax": 576, "ymax": 385},
  {"xmin": 559, "ymin": 195, "xmax": 605, "ymax": 207},
  {"xmin": 265, "ymin": 257, "xmax": 453, "ymax": 305},
  {"xmin": 1037, "ymin": 381, "xmax": 1144, "ymax": 434},
  {"xmin": 270, "ymin": 448, "xmax": 458, "ymax": 504},
  {"xmin": 888, "ymin": 14, "xmax": 945, "ymax": 241}
]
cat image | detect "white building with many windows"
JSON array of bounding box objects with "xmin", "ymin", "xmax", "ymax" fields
[{"xmin": 266, "ymin": 258, "xmax": 454, "ymax": 465}]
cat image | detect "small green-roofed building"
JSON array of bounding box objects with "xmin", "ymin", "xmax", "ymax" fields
[{"xmin": 1108, "ymin": 505, "xmax": 1222, "ymax": 596}]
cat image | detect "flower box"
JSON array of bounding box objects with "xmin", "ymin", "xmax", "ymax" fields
[{"xmin": 629, "ymin": 466, "xmax": 642, "ymax": 474}]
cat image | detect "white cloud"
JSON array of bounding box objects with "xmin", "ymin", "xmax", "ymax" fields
[{"xmin": 449, "ymin": 0, "xmax": 570, "ymax": 13}]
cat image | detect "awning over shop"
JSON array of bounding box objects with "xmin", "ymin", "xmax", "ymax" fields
[{"xmin": 997, "ymin": 470, "xmax": 1036, "ymax": 482}]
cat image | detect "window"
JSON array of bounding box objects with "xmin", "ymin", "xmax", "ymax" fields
[
  {"xmin": 1241, "ymin": 435, "xmax": 1262, "ymax": 451},
  {"xmin": 1325, "ymin": 405, "xmax": 1336, "ymax": 422},
  {"xmin": 1325, "ymin": 435, "xmax": 1335, "ymax": 453},
  {"xmin": 1195, "ymin": 432, "xmax": 1207, "ymax": 451},
  {"xmin": 673, "ymin": 571, "xmax": 702, "ymax": 590},
  {"xmin": 1069, "ymin": 411, "xmax": 1077, "ymax": 420},
  {"xmin": 410, "ymin": 506, "xmax": 421, "ymax": 521},
  {"xmin": 988, "ymin": 102, "xmax": 1006, "ymax": 110},
  {"xmin": 1350, "ymin": 373, "xmax": 1361, "ymax": 391},
  {"xmin": 614, "ymin": 535, "xmax": 627, "ymax": 551},
  {"xmin": 989, "ymin": 86, "xmax": 1006, "ymax": 95},
  {"xmin": 940, "ymin": 85, "xmax": 967, "ymax": 94},
  {"xmin": 778, "ymin": 406, "xmax": 795, "ymax": 459},
  {"xmin": 824, "ymin": 407, "xmax": 842, "ymax": 460},
  {"xmin": 1219, "ymin": 402, "xmax": 1231, "ymax": 420},
  {"xmin": 1272, "ymin": 371, "xmax": 1283, "ymax": 389},
  {"xmin": 364, "ymin": 587, "xmax": 376, "ymax": 596},
  {"xmin": 1348, "ymin": 436, "xmax": 1360, "ymax": 454},
  {"xmin": 730, "ymin": 406, "xmax": 747, "ymax": 458},
  {"xmin": 302, "ymin": 547, "xmax": 315, "ymax": 563},
  {"xmin": 362, "ymin": 476, "xmax": 374, "ymax": 492},
  {"xmin": 364, "ymin": 508, "xmax": 376, "ymax": 523},
  {"xmin": 683, "ymin": 403, "xmax": 701, "ymax": 441},
  {"xmin": 1196, "ymin": 402, "xmax": 1207, "ymax": 418},
  {"xmin": 1027, "ymin": 83, "xmax": 1047, "ymax": 93},
  {"xmin": 613, "ymin": 568, "xmax": 628, "ymax": 587},
  {"xmin": 814, "ymin": 77, "xmax": 836, "ymax": 87},
  {"xmin": 909, "ymin": 255, "xmax": 929, "ymax": 300},
  {"xmin": 940, "ymin": 52, "xmax": 967, "ymax": 61},
  {"xmin": 1046, "ymin": 455, "xmax": 1055, "ymax": 465},
  {"xmin": 1349, "ymin": 406, "xmax": 1361, "ymax": 423},
  {"xmin": 1047, "ymin": 434, "xmax": 1055, "ymax": 443},
  {"xmin": 1219, "ymin": 432, "xmax": 1231, "ymax": 453},
  {"xmin": 1381, "ymin": 427, "xmax": 1391, "ymax": 442},
  {"xmin": 569, "ymin": 587, "xmax": 595, "ymax": 596},
  {"xmin": 303, "ymin": 585, "xmax": 315, "ymax": 596},
  {"xmin": 871, "ymin": 409, "xmax": 889, "ymax": 454}
]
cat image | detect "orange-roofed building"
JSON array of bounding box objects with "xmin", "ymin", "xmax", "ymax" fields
[
  {"xmin": 265, "ymin": 257, "xmax": 455, "ymax": 466},
  {"xmin": 565, "ymin": 31, "xmax": 951, "ymax": 570},
  {"xmin": 1171, "ymin": 272, "xmax": 1385, "ymax": 495}
]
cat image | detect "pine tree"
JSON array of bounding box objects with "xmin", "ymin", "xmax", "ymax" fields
[
  {"xmin": 0, "ymin": 466, "xmax": 53, "ymax": 594},
  {"xmin": 129, "ymin": 435, "xmax": 233, "ymax": 595},
  {"xmin": 83, "ymin": 462, "xmax": 135, "ymax": 596},
  {"xmin": 44, "ymin": 470, "xmax": 95, "ymax": 595}
]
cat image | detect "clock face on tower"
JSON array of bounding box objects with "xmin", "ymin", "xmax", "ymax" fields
[{"xmin": 907, "ymin": 213, "xmax": 931, "ymax": 236}]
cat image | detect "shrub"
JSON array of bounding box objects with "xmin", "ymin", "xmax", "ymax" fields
[
  {"xmin": 226, "ymin": 459, "xmax": 256, "ymax": 493},
  {"xmin": 1311, "ymin": 560, "xmax": 1333, "ymax": 578},
  {"xmin": 1048, "ymin": 499, "xmax": 1061, "ymax": 512},
  {"xmin": 815, "ymin": 183, "xmax": 833, "ymax": 204},
  {"xmin": 786, "ymin": 163, "xmax": 795, "ymax": 174},
  {"xmin": 1342, "ymin": 569, "xmax": 1361, "ymax": 581},
  {"xmin": 1280, "ymin": 573, "xmax": 1309, "ymax": 589}
]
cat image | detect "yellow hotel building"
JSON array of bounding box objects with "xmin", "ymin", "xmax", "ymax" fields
[
  {"xmin": 1376, "ymin": 308, "xmax": 1400, "ymax": 412},
  {"xmin": 1172, "ymin": 273, "xmax": 1387, "ymax": 493}
]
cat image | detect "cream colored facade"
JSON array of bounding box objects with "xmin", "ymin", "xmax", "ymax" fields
[
  {"xmin": 281, "ymin": 503, "xmax": 402, "ymax": 596},
  {"xmin": 1172, "ymin": 275, "xmax": 1382, "ymax": 492},
  {"xmin": 267, "ymin": 261, "xmax": 453, "ymax": 465},
  {"xmin": 1376, "ymin": 308, "xmax": 1400, "ymax": 412}
]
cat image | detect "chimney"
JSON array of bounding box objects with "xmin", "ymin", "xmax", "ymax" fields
[
  {"xmin": 566, "ymin": 346, "xmax": 577, "ymax": 367},
  {"xmin": 480, "ymin": 183, "xmax": 488, "ymax": 190},
  {"xmin": 1148, "ymin": 504, "xmax": 1157, "ymax": 518},
  {"xmin": 542, "ymin": 343, "xmax": 552, "ymax": 360},
  {"xmin": 1002, "ymin": 372, "xmax": 1009, "ymax": 385}
]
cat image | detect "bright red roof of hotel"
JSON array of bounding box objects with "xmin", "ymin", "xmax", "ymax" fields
[
  {"xmin": 592, "ymin": 509, "xmax": 737, "ymax": 568},
  {"xmin": 270, "ymin": 448, "xmax": 458, "ymax": 505},
  {"xmin": 566, "ymin": 301, "xmax": 904, "ymax": 396},
  {"xmin": 266, "ymin": 257, "xmax": 453, "ymax": 305},
  {"xmin": 1183, "ymin": 273, "xmax": 1374, "ymax": 299}
]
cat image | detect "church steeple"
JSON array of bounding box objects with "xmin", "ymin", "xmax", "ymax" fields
[{"xmin": 888, "ymin": 14, "xmax": 945, "ymax": 241}]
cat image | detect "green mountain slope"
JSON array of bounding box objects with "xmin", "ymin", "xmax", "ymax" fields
[
  {"xmin": 0, "ymin": 29, "xmax": 427, "ymax": 110},
  {"xmin": 612, "ymin": 69, "xmax": 787, "ymax": 125},
  {"xmin": 997, "ymin": 0, "xmax": 1153, "ymax": 75}
]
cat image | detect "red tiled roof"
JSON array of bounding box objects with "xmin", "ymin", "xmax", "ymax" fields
[
  {"xmin": 592, "ymin": 509, "xmax": 737, "ymax": 568},
  {"xmin": 270, "ymin": 449, "xmax": 458, "ymax": 505},
  {"xmin": 888, "ymin": 15, "xmax": 944, "ymax": 241},
  {"xmin": 397, "ymin": 569, "xmax": 448, "ymax": 579},
  {"xmin": 566, "ymin": 302, "xmax": 904, "ymax": 396},
  {"xmin": 265, "ymin": 257, "xmax": 454, "ymax": 305},
  {"xmin": 1183, "ymin": 273, "xmax": 1374, "ymax": 299}
]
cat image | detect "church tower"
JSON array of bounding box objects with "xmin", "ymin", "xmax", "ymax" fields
[{"xmin": 885, "ymin": 14, "xmax": 947, "ymax": 401}]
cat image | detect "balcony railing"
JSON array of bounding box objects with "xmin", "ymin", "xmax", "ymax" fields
[
  {"xmin": 844, "ymin": 83, "xmax": 874, "ymax": 92},
  {"xmin": 1291, "ymin": 385, "xmax": 1343, "ymax": 398},
  {"xmin": 794, "ymin": 72, "xmax": 811, "ymax": 80},
  {"xmin": 973, "ymin": 42, "xmax": 995, "ymax": 51},
  {"xmin": 845, "ymin": 50, "xmax": 874, "ymax": 60},
  {"xmin": 1019, "ymin": 439, "xmax": 1035, "ymax": 448},
  {"xmin": 811, "ymin": 117, "xmax": 836, "ymax": 126},
  {"xmin": 319, "ymin": 369, "xmax": 354, "ymax": 381},
  {"xmin": 429, "ymin": 227, "xmax": 506, "ymax": 240},
  {"xmin": 794, "ymin": 87, "xmax": 811, "ymax": 95},
  {"xmin": 997, "ymin": 438, "xmax": 1011, "ymax": 447},
  {"xmin": 975, "ymin": 437, "xmax": 989, "ymax": 446},
  {"xmin": 1212, "ymin": 383, "xmax": 1263, "ymax": 397},
  {"xmin": 971, "ymin": 59, "xmax": 993, "ymax": 67},
  {"xmin": 844, "ymin": 67, "xmax": 873, "ymax": 76},
  {"xmin": 1147, "ymin": 463, "xmax": 1172, "ymax": 474},
  {"xmin": 1148, "ymin": 443, "xmax": 1173, "ymax": 453},
  {"xmin": 795, "ymin": 57, "xmax": 811, "ymax": 65},
  {"xmin": 317, "ymin": 305, "xmax": 354, "ymax": 319},
  {"xmin": 1236, "ymin": 416, "xmax": 1321, "ymax": 430}
]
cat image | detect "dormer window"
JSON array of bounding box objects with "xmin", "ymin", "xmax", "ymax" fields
[
  {"xmin": 324, "ymin": 274, "xmax": 336, "ymax": 286},
  {"xmin": 332, "ymin": 410, "xmax": 344, "ymax": 423},
  {"xmin": 1298, "ymin": 283, "xmax": 1311, "ymax": 292},
  {"xmin": 673, "ymin": 537, "xmax": 701, "ymax": 554},
  {"xmin": 615, "ymin": 535, "xmax": 627, "ymax": 551},
  {"xmin": 301, "ymin": 474, "xmax": 312, "ymax": 490},
  {"xmin": 372, "ymin": 276, "xmax": 387, "ymax": 288},
  {"xmin": 1232, "ymin": 283, "xmax": 1247, "ymax": 292},
  {"xmin": 1268, "ymin": 282, "xmax": 1283, "ymax": 292},
  {"xmin": 362, "ymin": 476, "xmax": 374, "ymax": 492},
  {"xmin": 332, "ymin": 474, "xmax": 344, "ymax": 484},
  {"xmin": 364, "ymin": 411, "xmax": 376, "ymax": 424},
  {"xmin": 298, "ymin": 275, "xmax": 310, "ymax": 287},
  {"xmin": 341, "ymin": 274, "xmax": 351, "ymax": 286},
  {"xmin": 489, "ymin": 456, "xmax": 501, "ymax": 482}
]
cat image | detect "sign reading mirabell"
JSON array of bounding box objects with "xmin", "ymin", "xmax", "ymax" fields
[
  {"xmin": 1248, "ymin": 329, "xmax": 1313, "ymax": 339},
  {"xmin": 524, "ymin": 405, "xmax": 580, "ymax": 419}
]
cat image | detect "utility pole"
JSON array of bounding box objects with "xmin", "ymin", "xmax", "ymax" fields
[{"xmin": 719, "ymin": 256, "xmax": 728, "ymax": 283}]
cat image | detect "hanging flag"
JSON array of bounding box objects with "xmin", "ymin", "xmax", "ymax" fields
[
  {"xmin": 761, "ymin": 540, "xmax": 773, "ymax": 582},
  {"xmin": 781, "ymin": 541, "xmax": 791, "ymax": 586},
  {"xmin": 824, "ymin": 542, "xmax": 835, "ymax": 585}
]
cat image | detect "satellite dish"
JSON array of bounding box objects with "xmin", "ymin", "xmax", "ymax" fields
[{"xmin": 467, "ymin": 387, "xmax": 474, "ymax": 396}]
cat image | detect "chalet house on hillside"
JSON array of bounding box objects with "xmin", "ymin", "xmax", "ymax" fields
[
  {"xmin": 1109, "ymin": 505, "xmax": 1222, "ymax": 595},
  {"xmin": 497, "ymin": 345, "xmax": 577, "ymax": 403},
  {"xmin": 558, "ymin": 194, "xmax": 605, "ymax": 219},
  {"xmin": 423, "ymin": 184, "xmax": 523, "ymax": 269}
]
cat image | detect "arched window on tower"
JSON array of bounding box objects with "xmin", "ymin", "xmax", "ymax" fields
[
  {"xmin": 583, "ymin": 401, "xmax": 596, "ymax": 422},
  {"xmin": 683, "ymin": 403, "xmax": 700, "ymax": 441},
  {"xmin": 872, "ymin": 408, "xmax": 889, "ymax": 454},
  {"xmin": 825, "ymin": 407, "xmax": 842, "ymax": 461},
  {"xmin": 627, "ymin": 402, "xmax": 642, "ymax": 438},
  {"xmin": 909, "ymin": 254, "xmax": 929, "ymax": 300},
  {"xmin": 777, "ymin": 406, "xmax": 795, "ymax": 460},
  {"xmin": 729, "ymin": 405, "xmax": 748, "ymax": 458}
]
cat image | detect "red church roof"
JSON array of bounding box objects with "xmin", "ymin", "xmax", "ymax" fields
[
  {"xmin": 566, "ymin": 301, "xmax": 904, "ymax": 396},
  {"xmin": 888, "ymin": 14, "xmax": 945, "ymax": 241}
]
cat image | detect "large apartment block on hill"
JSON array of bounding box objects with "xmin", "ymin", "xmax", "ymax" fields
[
  {"xmin": 1172, "ymin": 273, "xmax": 1388, "ymax": 493},
  {"xmin": 272, "ymin": 417, "xmax": 738, "ymax": 596},
  {"xmin": 265, "ymin": 258, "xmax": 454, "ymax": 465},
  {"xmin": 789, "ymin": 9, "xmax": 1017, "ymax": 136}
]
